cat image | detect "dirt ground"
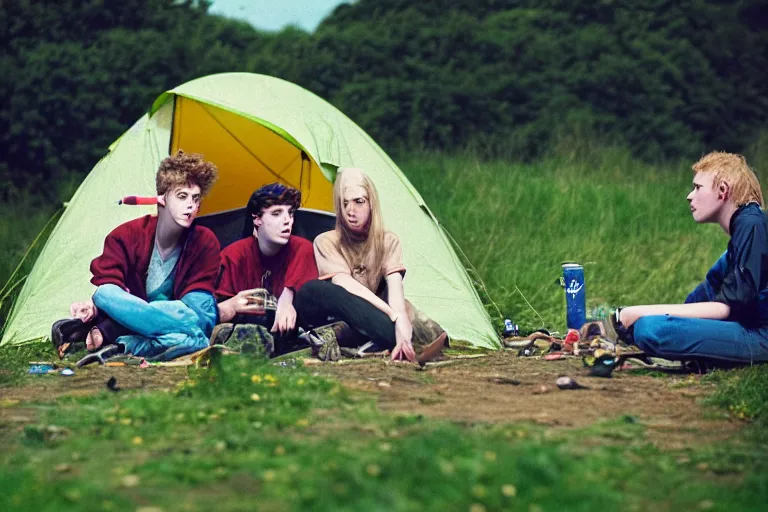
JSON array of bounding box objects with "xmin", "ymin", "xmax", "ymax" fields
[
  {"xmin": 313, "ymin": 351, "xmax": 741, "ymax": 448},
  {"xmin": 0, "ymin": 351, "xmax": 740, "ymax": 448}
]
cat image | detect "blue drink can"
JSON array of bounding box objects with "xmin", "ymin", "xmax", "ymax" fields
[
  {"xmin": 503, "ymin": 318, "xmax": 518, "ymax": 337},
  {"xmin": 561, "ymin": 263, "xmax": 586, "ymax": 330}
]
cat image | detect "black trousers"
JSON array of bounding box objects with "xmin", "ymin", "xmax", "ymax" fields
[{"xmin": 294, "ymin": 279, "xmax": 396, "ymax": 348}]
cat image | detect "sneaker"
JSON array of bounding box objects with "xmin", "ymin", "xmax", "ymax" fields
[
  {"xmin": 75, "ymin": 344, "xmax": 121, "ymax": 367},
  {"xmin": 51, "ymin": 318, "xmax": 93, "ymax": 359},
  {"xmin": 339, "ymin": 340, "xmax": 390, "ymax": 358}
]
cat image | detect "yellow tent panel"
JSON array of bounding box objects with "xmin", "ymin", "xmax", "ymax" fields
[{"xmin": 172, "ymin": 97, "xmax": 334, "ymax": 215}]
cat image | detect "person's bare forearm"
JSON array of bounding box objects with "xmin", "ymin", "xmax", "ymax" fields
[
  {"xmin": 331, "ymin": 274, "xmax": 396, "ymax": 320},
  {"xmin": 620, "ymin": 302, "xmax": 731, "ymax": 327},
  {"xmin": 277, "ymin": 287, "xmax": 294, "ymax": 308},
  {"xmin": 385, "ymin": 274, "xmax": 408, "ymax": 317}
]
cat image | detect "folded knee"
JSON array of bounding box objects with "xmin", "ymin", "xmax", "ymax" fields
[
  {"xmin": 92, "ymin": 284, "xmax": 123, "ymax": 309},
  {"xmin": 633, "ymin": 316, "xmax": 674, "ymax": 353}
]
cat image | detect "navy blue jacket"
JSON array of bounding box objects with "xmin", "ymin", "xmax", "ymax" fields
[{"xmin": 686, "ymin": 203, "xmax": 768, "ymax": 327}]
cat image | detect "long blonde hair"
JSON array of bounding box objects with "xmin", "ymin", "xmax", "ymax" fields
[
  {"xmin": 692, "ymin": 151, "xmax": 764, "ymax": 207},
  {"xmin": 333, "ymin": 168, "xmax": 386, "ymax": 278}
]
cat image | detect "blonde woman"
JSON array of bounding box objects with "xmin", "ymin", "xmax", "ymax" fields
[{"xmin": 294, "ymin": 168, "xmax": 447, "ymax": 362}]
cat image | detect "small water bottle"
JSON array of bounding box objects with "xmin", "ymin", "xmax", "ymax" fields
[{"xmin": 503, "ymin": 318, "xmax": 518, "ymax": 337}]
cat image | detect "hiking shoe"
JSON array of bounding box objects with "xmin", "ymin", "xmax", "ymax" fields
[
  {"xmin": 224, "ymin": 323, "xmax": 274, "ymax": 358},
  {"xmin": 305, "ymin": 323, "xmax": 344, "ymax": 362}
]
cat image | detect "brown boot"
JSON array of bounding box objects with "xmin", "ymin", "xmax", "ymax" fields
[{"xmin": 416, "ymin": 331, "xmax": 448, "ymax": 366}]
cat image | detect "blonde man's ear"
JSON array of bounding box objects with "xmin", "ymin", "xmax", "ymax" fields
[{"xmin": 719, "ymin": 181, "xmax": 730, "ymax": 201}]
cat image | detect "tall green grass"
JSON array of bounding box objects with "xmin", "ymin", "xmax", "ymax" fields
[
  {"xmin": 399, "ymin": 148, "xmax": 755, "ymax": 331},
  {"xmin": 0, "ymin": 195, "xmax": 59, "ymax": 333}
]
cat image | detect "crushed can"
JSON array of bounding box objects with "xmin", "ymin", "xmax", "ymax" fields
[
  {"xmin": 28, "ymin": 362, "xmax": 56, "ymax": 375},
  {"xmin": 560, "ymin": 263, "xmax": 587, "ymax": 330}
]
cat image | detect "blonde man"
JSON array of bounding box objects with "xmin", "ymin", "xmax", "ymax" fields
[{"xmin": 607, "ymin": 152, "xmax": 768, "ymax": 363}]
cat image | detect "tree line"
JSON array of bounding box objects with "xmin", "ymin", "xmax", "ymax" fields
[{"xmin": 2, "ymin": 0, "xmax": 767, "ymax": 200}]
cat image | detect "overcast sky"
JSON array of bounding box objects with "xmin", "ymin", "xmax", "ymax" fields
[{"xmin": 209, "ymin": 0, "xmax": 348, "ymax": 32}]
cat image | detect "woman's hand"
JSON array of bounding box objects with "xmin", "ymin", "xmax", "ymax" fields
[{"xmin": 391, "ymin": 315, "xmax": 415, "ymax": 361}]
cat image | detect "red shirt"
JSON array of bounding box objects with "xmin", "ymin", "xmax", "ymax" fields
[
  {"xmin": 90, "ymin": 215, "xmax": 221, "ymax": 300},
  {"xmin": 216, "ymin": 235, "xmax": 318, "ymax": 300}
]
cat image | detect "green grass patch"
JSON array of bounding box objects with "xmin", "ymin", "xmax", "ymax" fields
[
  {"xmin": 705, "ymin": 365, "xmax": 768, "ymax": 424},
  {"xmin": 0, "ymin": 342, "xmax": 56, "ymax": 387},
  {"xmin": 2, "ymin": 354, "xmax": 768, "ymax": 511}
]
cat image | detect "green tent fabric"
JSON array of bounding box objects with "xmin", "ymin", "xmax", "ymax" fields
[{"xmin": 1, "ymin": 73, "xmax": 500, "ymax": 349}]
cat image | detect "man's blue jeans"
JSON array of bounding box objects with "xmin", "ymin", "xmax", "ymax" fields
[
  {"xmin": 92, "ymin": 284, "xmax": 217, "ymax": 361},
  {"xmin": 633, "ymin": 315, "xmax": 768, "ymax": 363}
]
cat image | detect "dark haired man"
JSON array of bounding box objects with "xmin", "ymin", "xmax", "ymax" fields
[
  {"xmin": 52, "ymin": 150, "xmax": 221, "ymax": 363},
  {"xmin": 213, "ymin": 183, "xmax": 318, "ymax": 355}
]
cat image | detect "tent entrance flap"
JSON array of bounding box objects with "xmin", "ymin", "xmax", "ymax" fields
[{"xmin": 170, "ymin": 96, "xmax": 334, "ymax": 216}]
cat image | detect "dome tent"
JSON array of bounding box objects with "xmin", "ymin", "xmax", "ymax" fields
[{"xmin": 1, "ymin": 73, "xmax": 500, "ymax": 349}]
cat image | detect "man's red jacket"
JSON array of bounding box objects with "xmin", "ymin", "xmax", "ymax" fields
[
  {"xmin": 216, "ymin": 235, "xmax": 317, "ymax": 300},
  {"xmin": 90, "ymin": 215, "xmax": 221, "ymax": 300}
]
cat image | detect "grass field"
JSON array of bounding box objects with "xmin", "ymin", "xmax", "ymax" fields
[
  {"xmin": 2, "ymin": 149, "xmax": 768, "ymax": 510},
  {"xmin": 2, "ymin": 354, "xmax": 768, "ymax": 512},
  {"xmin": 399, "ymin": 149, "xmax": 738, "ymax": 330}
]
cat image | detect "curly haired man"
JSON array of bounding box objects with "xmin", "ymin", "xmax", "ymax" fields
[{"xmin": 52, "ymin": 150, "xmax": 222, "ymax": 363}]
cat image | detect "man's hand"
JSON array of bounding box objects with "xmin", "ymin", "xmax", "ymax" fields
[
  {"xmin": 271, "ymin": 288, "xmax": 297, "ymax": 334},
  {"xmin": 219, "ymin": 289, "xmax": 269, "ymax": 322},
  {"xmin": 70, "ymin": 300, "xmax": 98, "ymax": 323},
  {"xmin": 391, "ymin": 315, "xmax": 415, "ymax": 362},
  {"xmin": 271, "ymin": 302, "xmax": 297, "ymax": 334}
]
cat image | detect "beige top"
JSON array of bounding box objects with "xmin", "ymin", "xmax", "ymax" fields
[{"xmin": 314, "ymin": 230, "xmax": 406, "ymax": 292}]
